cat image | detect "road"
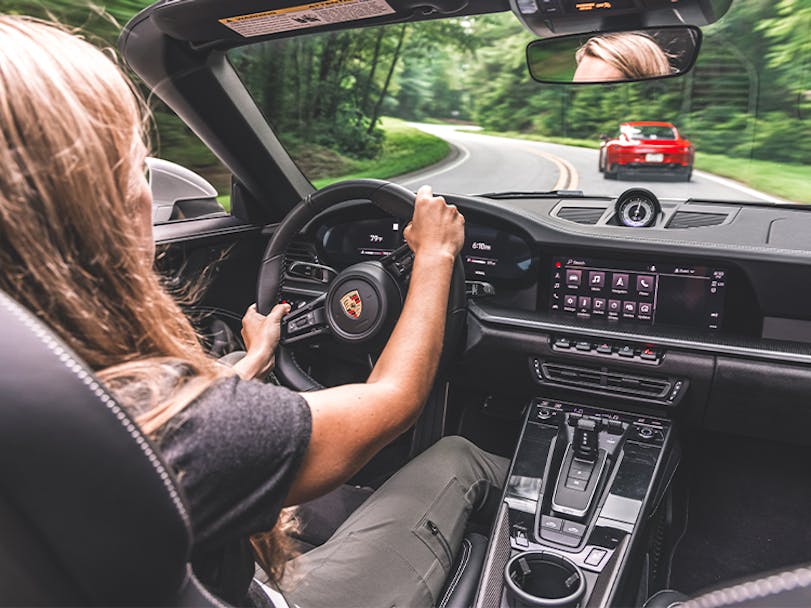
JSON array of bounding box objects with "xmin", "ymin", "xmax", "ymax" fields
[{"xmin": 393, "ymin": 123, "xmax": 779, "ymax": 204}]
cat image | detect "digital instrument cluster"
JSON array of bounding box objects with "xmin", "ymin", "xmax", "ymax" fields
[
  {"xmin": 318, "ymin": 217, "xmax": 535, "ymax": 284},
  {"xmin": 549, "ymin": 255, "xmax": 727, "ymax": 331}
]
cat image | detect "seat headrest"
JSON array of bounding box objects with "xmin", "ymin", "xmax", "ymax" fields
[{"xmin": 0, "ymin": 291, "xmax": 193, "ymax": 605}]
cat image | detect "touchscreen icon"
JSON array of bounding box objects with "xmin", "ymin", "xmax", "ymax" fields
[
  {"xmin": 638, "ymin": 302, "xmax": 652, "ymax": 318},
  {"xmin": 589, "ymin": 271, "xmax": 605, "ymax": 288},
  {"xmin": 566, "ymin": 269, "xmax": 582, "ymax": 287},
  {"xmin": 612, "ymin": 273, "xmax": 630, "ymax": 291},
  {"xmin": 636, "ymin": 275, "xmax": 654, "ymax": 293},
  {"xmin": 608, "ymin": 299, "xmax": 621, "ymax": 313}
]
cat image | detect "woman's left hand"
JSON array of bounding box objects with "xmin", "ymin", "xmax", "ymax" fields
[{"xmin": 235, "ymin": 303, "xmax": 291, "ymax": 379}]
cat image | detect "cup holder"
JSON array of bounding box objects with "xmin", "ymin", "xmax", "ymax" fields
[{"xmin": 504, "ymin": 551, "xmax": 586, "ymax": 607}]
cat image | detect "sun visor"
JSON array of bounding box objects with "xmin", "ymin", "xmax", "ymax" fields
[
  {"xmin": 510, "ymin": 0, "xmax": 732, "ymax": 37},
  {"xmin": 150, "ymin": 0, "xmax": 506, "ymax": 44}
]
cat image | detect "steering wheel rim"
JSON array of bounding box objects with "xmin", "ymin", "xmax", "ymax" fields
[{"xmin": 257, "ymin": 179, "xmax": 467, "ymax": 392}]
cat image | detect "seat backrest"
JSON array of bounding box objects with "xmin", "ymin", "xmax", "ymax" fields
[{"xmin": 0, "ymin": 290, "xmax": 209, "ymax": 605}]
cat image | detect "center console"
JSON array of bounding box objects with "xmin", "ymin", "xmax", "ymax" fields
[{"xmin": 474, "ymin": 399, "xmax": 673, "ymax": 608}]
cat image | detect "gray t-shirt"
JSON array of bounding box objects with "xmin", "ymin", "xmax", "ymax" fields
[{"xmin": 158, "ymin": 375, "xmax": 312, "ymax": 605}]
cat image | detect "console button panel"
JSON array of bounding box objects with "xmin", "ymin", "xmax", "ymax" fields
[
  {"xmin": 505, "ymin": 398, "xmax": 670, "ymax": 576},
  {"xmin": 551, "ymin": 335, "xmax": 663, "ymax": 364}
]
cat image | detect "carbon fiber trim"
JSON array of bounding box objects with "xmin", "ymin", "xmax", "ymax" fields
[{"xmin": 475, "ymin": 504, "xmax": 511, "ymax": 608}]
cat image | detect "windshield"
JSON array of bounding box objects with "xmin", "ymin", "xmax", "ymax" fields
[
  {"xmin": 623, "ymin": 126, "xmax": 677, "ymax": 140},
  {"xmin": 229, "ymin": 3, "xmax": 810, "ymax": 205}
]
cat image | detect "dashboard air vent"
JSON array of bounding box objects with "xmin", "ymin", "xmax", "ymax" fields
[
  {"xmin": 535, "ymin": 360, "xmax": 671, "ymax": 400},
  {"xmin": 666, "ymin": 211, "xmax": 728, "ymax": 229},
  {"xmin": 556, "ymin": 207, "xmax": 606, "ymax": 225},
  {"xmin": 286, "ymin": 239, "xmax": 318, "ymax": 263}
]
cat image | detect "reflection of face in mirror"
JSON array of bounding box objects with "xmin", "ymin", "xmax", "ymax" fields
[{"xmin": 573, "ymin": 33, "xmax": 672, "ymax": 82}]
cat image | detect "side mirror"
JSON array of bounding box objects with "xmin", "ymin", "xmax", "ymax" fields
[
  {"xmin": 147, "ymin": 157, "xmax": 225, "ymax": 223},
  {"xmin": 526, "ymin": 26, "xmax": 702, "ymax": 85}
]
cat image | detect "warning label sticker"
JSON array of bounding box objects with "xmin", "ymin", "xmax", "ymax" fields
[{"xmin": 219, "ymin": 0, "xmax": 396, "ymax": 38}]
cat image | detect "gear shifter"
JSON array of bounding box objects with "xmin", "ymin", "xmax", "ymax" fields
[
  {"xmin": 573, "ymin": 418, "xmax": 599, "ymax": 462},
  {"xmin": 548, "ymin": 416, "xmax": 605, "ymax": 521}
]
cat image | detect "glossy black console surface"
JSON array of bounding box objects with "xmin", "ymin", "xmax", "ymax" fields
[{"xmin": 476, "ymin": 398, "xmax": 672, "ymax": 608}]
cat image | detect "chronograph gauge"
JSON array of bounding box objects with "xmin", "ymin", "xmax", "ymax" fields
[{"xmin": 615, "ymin": 189, "xmax": 661, "ymax": 228}]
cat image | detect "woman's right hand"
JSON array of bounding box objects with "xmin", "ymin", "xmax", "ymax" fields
[{"xmin": 403, "ymin": 185, "xmax": 465, "ymax": 262}]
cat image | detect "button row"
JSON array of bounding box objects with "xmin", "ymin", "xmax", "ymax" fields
[
  {"xmin": 561, "ymin": 295, "xmax": 654, "ymax": 321},
  {"xmin": 540, "ymin": 515, "xmax": 587, "ymax": 547},
  {"xmin": 553, "ymin": 337, "xmax": 661, "ymax": 363},
  {"xmin": 565, "ymin": 269, "xmax": 655, "ymax": 294},
  {"xmin": 567, "ymin": 413, "xmax": 625, "ymax": 435}
]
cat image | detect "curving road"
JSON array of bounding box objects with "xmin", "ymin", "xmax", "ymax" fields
[{"xmin": 393, "ymin": 123, "xmax": 782, "ymax": 204}]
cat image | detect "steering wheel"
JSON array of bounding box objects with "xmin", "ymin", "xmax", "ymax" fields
[{"xmin": 256, "ymin": 179, "xmax": 467, "ymax": 392}]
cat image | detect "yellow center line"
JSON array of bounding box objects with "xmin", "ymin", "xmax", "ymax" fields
[{"xmin": 520, "ymin": 145, "xmax": 580, "ymax": 191}]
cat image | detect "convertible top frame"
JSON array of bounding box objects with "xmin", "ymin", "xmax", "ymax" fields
[{"xmin": 119, "ymin": 0, "xmax": 509, "ymax": 223}]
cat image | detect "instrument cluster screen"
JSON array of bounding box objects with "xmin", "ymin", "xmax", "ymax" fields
[
  {"xmin": 549, "ymin": 256, "xmax": 727, "ymax": 331},
  {"xmin": 319, "ymin": 216, "xmax": 536, "ymax": 284},
  {"xmin": 462, "ymin": 225, "xmax": 534, "ymax": 283},
  {"xmin": 319, "ymin": 218, "xmax": 402, "ymax": 266}
]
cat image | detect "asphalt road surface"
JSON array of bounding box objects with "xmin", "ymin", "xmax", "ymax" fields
[{"xmin": 394, "ymin": 123, "xmax": 783, "ymax": 204}]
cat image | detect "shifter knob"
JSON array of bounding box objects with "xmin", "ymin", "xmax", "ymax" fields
[{"xmin": 573, "ymin": 418, "xmax": 599, "ymax": 461}]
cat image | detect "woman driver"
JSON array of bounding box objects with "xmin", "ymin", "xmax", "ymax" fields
[
  {"xmin": 573, "ymin": 32, "xmax": 672, "ymax": 82},
  {"xmin": 0, "ymin": 16, "xmax": 508, "ymax": 608}
]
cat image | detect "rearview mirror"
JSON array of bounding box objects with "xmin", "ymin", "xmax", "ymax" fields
[{"xmin": 526, "ymin": 26, "xmax": 701, "ymax": 85}]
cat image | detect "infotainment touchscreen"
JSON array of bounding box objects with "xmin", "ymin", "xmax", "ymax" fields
[{"xmin": 549, "ymin": 256, "xmax": 727, "ymax": 331}]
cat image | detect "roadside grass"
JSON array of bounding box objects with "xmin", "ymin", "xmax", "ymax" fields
[
  {"xmin": 214, "ymin": 118, "xmax": 449, "ymax": 211},
  {"xmin": 217, "ymin": 194, "xmax": 231, "ymax": 212},
  {"xmin": 479, "ymin": 128, "xmax": 810, "ymax": 203},
  {"xmin": 693, "ymin": 153, "xmax": 811, "ymax": 204},
  {"xmin": 311, "ymin": 117, "xmax": 450, "ymax": 188}
]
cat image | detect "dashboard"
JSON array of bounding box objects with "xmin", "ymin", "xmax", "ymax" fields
[
  {"xmin": 280, "ymin": 190, "xmax": 811, "ymax": 445},
  {"xmin": 301, "ymin": 199, "xmax": 770, "ymax": 341}
]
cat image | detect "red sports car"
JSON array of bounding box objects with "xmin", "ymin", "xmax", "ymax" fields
[{"xmin": 599, "ymin": 121, "xmax": 695, "ymax": 181}]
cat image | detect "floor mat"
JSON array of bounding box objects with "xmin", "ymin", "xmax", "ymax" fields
[{"xmin": 669, "ymin": 432, "xmax": 811, "ymax": 593}]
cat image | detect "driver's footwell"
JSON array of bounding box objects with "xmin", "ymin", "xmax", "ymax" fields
[{"xmin": 669, "ymin": 432, "xmax": 811, "ymax": 594}]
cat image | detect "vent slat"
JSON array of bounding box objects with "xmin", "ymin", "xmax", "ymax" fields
[
  {"xmin": 666, "ymin": 211, "xmax": 728, "ymax": 229},
  {"xmin": 556, "ymin": 207, "xmax": 606, "ymax": 225},
  {"xmin": 286, "ymin": 239, "xmax": 318, "ymax": 263},
  {"xmin": 541, "ymin": 362, "xmax": 670, "ymax": 399}
]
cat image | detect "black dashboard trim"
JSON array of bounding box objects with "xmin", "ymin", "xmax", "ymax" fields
[
  {"xmin": 449, "ymin": 195, "xmax": 811, "ymax": 262},
  {"xmin": 469, "ymin": 300, "xmax": 811, "ymax": 365}
]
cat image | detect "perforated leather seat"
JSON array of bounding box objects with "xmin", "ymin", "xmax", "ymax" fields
[
  {"xmin": 0, "ymin": 290, "xmax": 486, "ymax": 608},
  {"xmin": 0, "ymin": 291, "xmax": 223, "ymax": 606}
]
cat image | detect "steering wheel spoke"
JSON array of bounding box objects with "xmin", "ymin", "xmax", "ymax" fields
[
  {"xmin": 281, "ymin": 293, "xmax": 330, "ymax": 346},
  {"xmin": 380, "ymin": 242, "xmax": 415, "ymax": 284}
]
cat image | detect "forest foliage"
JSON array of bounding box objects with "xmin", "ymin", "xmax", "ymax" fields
[
  {"xmin": 2, "ymin": 0, "xmax": 809, "ymax": 189},
  {"xmin": 232, "ymin": 0, "xmax": 809, "ymax": 169}
]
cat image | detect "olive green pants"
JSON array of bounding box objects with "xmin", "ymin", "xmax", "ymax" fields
[{"xmin": 282, "ymin": 436, "xmax": 508, "ymax": 608}]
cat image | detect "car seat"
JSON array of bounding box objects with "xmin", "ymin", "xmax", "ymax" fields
[
  {"xmin": 0, "ymin": 290, "xmax": 223, "ymax": 606},
  {"xmin": 0, "ymin": 290, "xmax": 487, "ymax": 608}
]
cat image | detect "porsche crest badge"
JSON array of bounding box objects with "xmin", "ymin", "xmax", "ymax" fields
[{"xmin": 340, "ymin": 290, "xmax": 362, "ymax": 319}]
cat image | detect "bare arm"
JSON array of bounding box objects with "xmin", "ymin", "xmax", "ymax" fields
[{"xmin": 286, "ymin": 186, "xmax": 464, "ymax": 505}]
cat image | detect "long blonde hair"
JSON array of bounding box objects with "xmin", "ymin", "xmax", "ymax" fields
[
  {"xmin": 576, "ymin": 33, "xmax": 672, "ymax": 79},
  {"xmin": 0, "ymin": 15, "xmax": 294, "ymax": 581}
]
